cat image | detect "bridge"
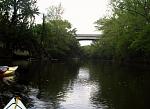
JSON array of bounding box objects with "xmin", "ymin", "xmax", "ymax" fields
[{"xmin": 76, "ymin": 34, "xmax": 100, "ymax": 41}]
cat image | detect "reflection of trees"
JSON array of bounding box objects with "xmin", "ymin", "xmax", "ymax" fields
[
  {"xmin": 1, "ymin": 60, "xmax": 150, "ymax": 109},
  {"xmin": 0, "ymin": 60, "xmax": 79, "ymax": 108},
  {"xmin": 18, "ymin": 61, "xmax": 79, "ymax": 108},
  {"xmin": 88, "ymin": 61, "xmax": 150, "ymax": 109}
]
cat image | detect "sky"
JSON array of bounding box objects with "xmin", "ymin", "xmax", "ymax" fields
[{"xmin": 37, "ymin": 0, "xmax": 110, "ymax": 34}]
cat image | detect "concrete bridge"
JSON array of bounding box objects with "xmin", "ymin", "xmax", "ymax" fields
[{"xmin": 76, "ymin": 34, "xmax": 100, "ymax": 41}]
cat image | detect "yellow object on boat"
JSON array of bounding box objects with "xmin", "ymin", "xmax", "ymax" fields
[
  {"xmin": 0, "ymin": 66, "xmax": 18, "ymax": 77},
  {"xmin": 8, "ymin": 66, "xmax": 18, "ymax": 71},
  {"xmin": 4, "ymin": 70, "xmax": 15, "ymax": 74}
]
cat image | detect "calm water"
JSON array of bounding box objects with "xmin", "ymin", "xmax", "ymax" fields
[{"xmin": 0, "ymin": 60, "xmax": 150, "ymax": 109}]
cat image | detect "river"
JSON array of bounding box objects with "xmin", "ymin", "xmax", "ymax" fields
[{"xmin": 0, "ymin": 60, "xmax": 150, "ymax": 109}]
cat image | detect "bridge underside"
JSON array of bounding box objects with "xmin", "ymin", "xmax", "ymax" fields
[
  {"xmin": 76, "ymin": 38, "xmax": 98, "ymax": 41},
  {"xmin": 75, "ymin": 34, "xmax": 100, "ymax": 41}
]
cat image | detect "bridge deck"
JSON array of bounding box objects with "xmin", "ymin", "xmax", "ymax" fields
[{"xmin": 76, "ymin": 34, "xmax": 100, "ymax": 40}]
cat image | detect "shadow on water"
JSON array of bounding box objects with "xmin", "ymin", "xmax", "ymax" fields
[
  {"xmin": 0, "ymin": 60, "xmax": 80, "ymax": 108},
  {"xmin": 86, "ymin": 61, "xmax": 150, "ymax": 109},
  {"xmin": 24, "ymin": 61, "xmax": 79, "ymax": 109},
  {"xmin": 13, "ymin": 60, "xmax": 80, "ymax": 108},
  {"xmin": 0, "ymin": 59, "xmax": 150, "ymax": 109}
]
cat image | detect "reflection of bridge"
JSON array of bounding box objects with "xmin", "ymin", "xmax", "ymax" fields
[{"xmin": 76, "ymin": 34, "xmax": 100, "ymax": 41}]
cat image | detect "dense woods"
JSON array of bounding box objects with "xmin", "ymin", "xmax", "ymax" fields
[
  {"xmin": 86, "ymin": 0, "xmax": 150, "ymax": 63},
  {"xmin": 1, "ymin": 0, "xmax": 150, "ymax": 63},
  {"xmin": 0, "ymin": 1, "xmax": 80, "ymax": 59}
]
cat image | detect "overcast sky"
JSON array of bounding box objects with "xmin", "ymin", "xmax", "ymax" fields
[{"xmin": 37, "ymin": 0, "xmax": 110, "ymax": 34}]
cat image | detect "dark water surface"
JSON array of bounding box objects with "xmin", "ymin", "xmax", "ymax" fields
[{"xmin": 0, "ymin": 60, "xmax": 150, "ymax": 109}]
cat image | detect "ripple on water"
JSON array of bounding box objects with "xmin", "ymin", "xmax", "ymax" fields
[
  {"xmin": 28, "ymin": 88, "xmax": 52, "ymax": 109},
  {"xmin": 59, "ymin": 67, "xmax": 102, "ymax": 109}
]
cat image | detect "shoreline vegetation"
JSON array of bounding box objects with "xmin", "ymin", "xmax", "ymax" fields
[
  {"xmin": 0, "ymin": 0, "xmax": 150, "ymax": 64},
  {"xmin": 0, "ymin": 2, "xmax": 80, "ymax": 60},
  {"xmin": 81, "ymin": 0, "xmax": 150, "ymax": 64}
]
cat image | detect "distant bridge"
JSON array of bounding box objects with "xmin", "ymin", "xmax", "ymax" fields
[{"xmin": 75, "ymin": 34, "xmax": 100, "ymax": 41}]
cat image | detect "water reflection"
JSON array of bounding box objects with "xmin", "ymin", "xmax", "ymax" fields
[
  {"xmin": 60, "ymin": 67, "xmax": 99, "ymax": 109},
  {"xmin": 23, "ymin": 61, "xmax": 80, "ymax": 109},
  {"xmin": 0, "ymin": 60, "xmax": 150, "ymax": 109},
  {"xmin": 88, "ymin": 62, "xmax": 150, "ymax": 109},
  {"xmin": 29, "ymin": 88, "xmax": 52, "ymax": 109}
]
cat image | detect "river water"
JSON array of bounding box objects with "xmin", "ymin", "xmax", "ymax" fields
[{"xmin": 0, "ymin": 60, "xmax": 150, "ymax": 109}]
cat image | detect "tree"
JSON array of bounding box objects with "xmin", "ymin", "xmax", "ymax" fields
[
  {"xmin": 0, "ymin": 0, "xmax": 39, "ymax": 25},
  {"xmin": 33, "ymin": 4, "xmax": 80, "ymax": 59},
  {"xmin": 46, "ymin": 3, "xmax": 64, "ymax": 21},
  {"xmin": 0, "ymin": 0, "xmax": 39, "ymax": 57},
  {"xmin": 90, "ymin": 0, "xmax": 150, "ymax": 62},
  {"xmin": 41, "ymin": 20, "xmax": 79, "ymax": 58}
]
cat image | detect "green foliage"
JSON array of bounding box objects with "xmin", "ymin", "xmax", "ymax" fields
[
  {"xmin": 33, "ymin": 4, "xmax": 80, "ymax": 59},
  {"xmin": 0, "ymin": 2, "xmax": 80, "ymax": 59},
  {"xmin": 90, "ymin": 0, "xmax": 150, "ymax": 62},
  {"xmin": 34, "ymin": 19, "xmax": 80, "ymax": 59},
  {"xmin": 0, "ymin": 0, "xmax": 40, "ymax": 57},
  {"xmin": 0, "ymin": 0, "xmax": 39, "ymax": 25}
]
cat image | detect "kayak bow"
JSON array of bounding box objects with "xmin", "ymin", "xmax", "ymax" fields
[{"xmin": 4, "ymin": 97, "xmax": 26, "ymax": 109}]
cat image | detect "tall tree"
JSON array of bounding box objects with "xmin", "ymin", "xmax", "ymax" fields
[
  {"xmin": 90, "ymin": 0, "xmax": 150, "ymax": 62},
  {"xmin": 0, "ymin": 0, "xmax": 39, "ymax": 26},
  {"xmin": 0, "ymin": 0, "xmax": 39, "ymax": 56},
  {"xmin": 46, "ymin": 3, "xmax": 64, "ymax": 21},
  {"xmin": 33, "ymin": 4, "xmax": 80, "ymax": 59}
]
